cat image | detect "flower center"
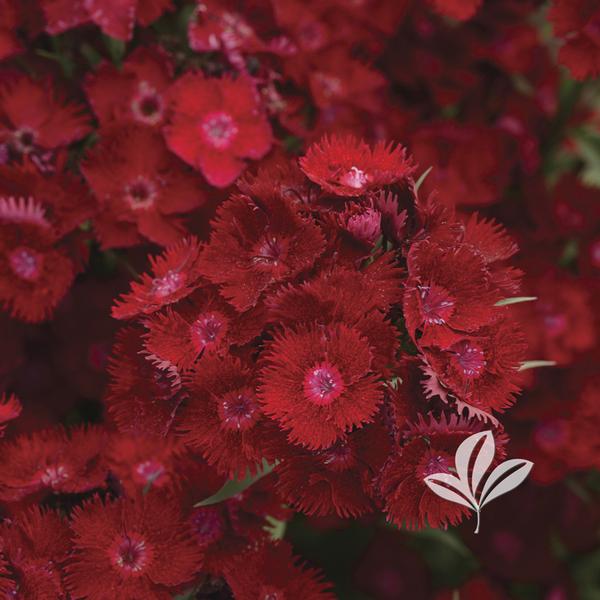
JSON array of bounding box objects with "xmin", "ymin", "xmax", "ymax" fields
[
  {"xmin": 111, "ymin": 535, "xmax": 150, "ymax": 573},
  {"xmin": 252, "ymin": 236, "xmax": 285, "ymax": 267},
  {"xmin": 191, "ymin": 507, "xmax": 224, "ymax": 546},
  {"xmin": 131, "ymin": 82, "xmax": 164, "ymax": 125},
  {"xmin": 13, "ymin": 127, "xmax": 37, "ymax": 153},
  {"xmin": 125, "ymin": 176, "xmax": 157, "ymax": 209},
  {"xmin": 419, "ymin": 284, "xmax": 456, "ymax": 325},
  {"xmin": 201, "ymin": 111, "xmax": 239, "ymax": 150},
  {"xmin": 318, "ymin": 440, "xmax": 355, "ymax": 472},
  {"xmin": 134, "ymin": 460, "xmax": 166, "ymax": 487},
  {"xmin": 421, "ymin": 453, "xmax": 451, "ymax": 478},
  {"xmin": 190, "ymin": 312, "xmax": 226, "ymax": 351},
  {"xmin": 303, "ymin": 362, "xmax": 344, "ymax": 406},
  {"xmin": 314, "ymin": 72, "xmax": 343, "ymax": 98},
  {"xmin": 339, "ymin": 166, "xmax": 369, "ymax": 189},
  {"xmin": 218, "ymin": 388, "xmax": 260, "ymax": 431},
  {"xmin": 150, "ymin": 271, "xmax": 185, "ymax": 298},
  {"xmin": 451, "ymin": 341, "xmax": 486, "ymax": 378},
  {"xmin": 9, "ymin": 247, "xmax": 42, "ymax": 281},
  {"xmin": 346, "ymin": 208, "xmax": 381, "ymax": 244},
  {"xmin": 260, "ymin": 587, "xmax": 286, "ymax": 600},
  {"xmin": 40, "ymin": 464, "xmax": 69, "ymax": 487}
]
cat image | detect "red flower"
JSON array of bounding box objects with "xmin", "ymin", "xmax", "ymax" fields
[
  {"xmin": 66, "ymin": 494, "xmax": 201, "ymax": 599},
  {"xmin": 379, "ymin": 414, "xmax": 507, "ymax": 529},
  {"xmin": 0, "ymin": 0, "xmax": 21, "ymax": 61},
  {"xmin": 179, "ymin": 353, "xmax": 271, "ymax": 477},
  {"xmin": 549, "ymin": 0, "xmax": 600, "ymax": 80},
  {"xmin": 429, "ymin": 0, "xmax": 482, "ymax": 21},
  {"xmin": 0, "ymin": 74, "xmax": 90, "ymax": 160},
  {"xmin": 198, "ymin": 192, "xmax": 325, "ymax": 311},
  {"xmin": 0, "ymin": 392, "xmax": 21, "ymax": 437},
  {"xmin": 273, "ymin": 423, "xmax": 391, "ymax": 518},
  {"xmin": 42, "ymin": 0, "xmax": 173, "ymax": 40},
  {"xmin": 422, "ymin": 319, "xmax": 527, "ymax": 421},
  {"xmin": 83, "ymin": 125, "xmax": 205, "ymax": 247},
  {"xmin": 85, "ymin": 46, "xmax": 173, "ymax": 129},
  {"xmin": 260, "ymin": 324, "xmax": 383, "ymax": 449},
  {"xmin": 0, "ymin": 426, "xmax": 107, "ymax": 502},
  {"xmin": 0, "ymin": 507, "xmax": 71, "ymax": 598},
  {"xmin": 223, "ymin": 541, "xmax": 335, "ymax": 600},
  {"xmin": 299, "ymin": 135, "xmax": 415, "ymax": 197},
  {"xmin": 112, "ymin": 237, "xmax": 204, "ymax": 319},
  {"xmin": 165, "ymin": 73, "xmax": 273, "ymax": 187},
  {"xmin": 143, "ymin": 287, "xmax": 266, "ymax": 370}
]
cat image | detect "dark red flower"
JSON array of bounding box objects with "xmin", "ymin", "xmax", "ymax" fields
[
  {"xmin": 429, "ymin": 0, "xmax": 482, "ymax": 21},
  {"xmin": 0, "ymin": 426, "xmax": 107, "ymax": 502},
  {"xmin": 549, "ymin": 0, "xmax": 600, "ymax": 80},
  {"xmin": 0, "ymin": 392, "xmax": 21, "ymax": 437},
  {"xmin": 300, "ymin": 135, "xmax": 415, "ymax": 197},
  {"xmin": 198, "ymin": 191, "xmax": 325, "ymax": 311},
  {"xmin": 83, "ymin": 125, "xmax": 205, "ymax": 247},
  {"xmin": 85, "ymin": 46, "xmax": 173, "ymax": 128},
  {"xmin": 0, "ymin": 0, "xmax": 22, "ymax": 61},
  {"xmin": 66, "ymin": 494, "xmax": 201, "ymax": 599},
  {"xmin": 0, "ymin": 507, "xmax": 71, "ymax": 599},
  {"xmin": 0, "ymin": 74, "xmax": 90, "ymax": 160},
  {"xmin": 260, "ymin": 324, "xmax": 383, "ymax": 449},
  {"xmin": 112, "ymin": 237, "xmax": 204, "ymax": 319},
  {"xmin": 165, "ymin": 73, "xmax": 273, "ymax": 187},
  {"xmin": 223, "ymin": 541, "xmax": 335, "ymax": 600}
]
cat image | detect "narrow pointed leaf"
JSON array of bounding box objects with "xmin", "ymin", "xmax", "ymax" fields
[
  {"xmin": 471, "ymin": 431, "xmax": 495, "ymax": 497},
  {"xmin": 494, "ymin": 296, "xmax": 537, "ymax": 306},
  {"xmin": 424, "ymin": 476, "xmax": 477, "ymax": 511},
  {"xmin": 518, "ymin": 360, "xmax": 556, "ymax": 371},
  {"xmin": 414, "ymin": 166, "xmax": 433, "ymax": 192},
  {"xmin": 479, "ymin": 459, "xmax": 533, "ymax": 508},
  {"xmin": 454, "ymin": 431, "xmax": 491, "ymax": 501}
]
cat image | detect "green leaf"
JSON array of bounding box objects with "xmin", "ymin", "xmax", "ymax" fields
[
  {"xmin": 103, "ymin": 35, "xmax": 126, "ymax": 65},
  {"xmin": 414, "ymin": 166, "xmax": 433, "ymax": 193},
  {"xmin": 264, "ymin": 516, "xmax": 287, "ymax": 540},
  {"xmin": 572, "ymin": 128, "xmax": 600, "ymax": 188},
  {"xmin": 518, "ymin": 360, "xmax": 557, "ymax": 372},
  {"xmin": 494, "ymin": 296, "xmax": 537, "ymax": 306},
  {"xmin": 194, "ymin": 459, "xmax": 277, "ymax": 507}
]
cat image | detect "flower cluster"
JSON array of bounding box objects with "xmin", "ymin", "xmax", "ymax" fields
[{"xmin": 0, "ymin": 0, "xmax": 599, "ymax": 599}]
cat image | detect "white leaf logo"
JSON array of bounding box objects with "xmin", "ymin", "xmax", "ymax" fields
[{"xmin": 423, "ymin": 431, "xmax": 533, "ymax": 533}]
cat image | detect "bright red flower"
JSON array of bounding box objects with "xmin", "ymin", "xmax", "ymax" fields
[
  {"xmin": 0, "ymin": 74, "xmax": 90, "ymax": 161},
  {"xmin": 165, "ymin": 72, "xmax": 273, "ymax": 187},
  {"xmin": 179, "ymin": 353, "xmax": 272, "ymax": 477},
  {"xmin": 0, "ymin": 507, "xmax": 71, "ymax": 599},
  {"xmin": 83, "ymin": 125, "xmax": 205, "ymax": 247},
  {"xmin": 260, "ymin": 324, "xmax": 383, "ymax": 449},
  {"xmin": 85, "ymin": 46, "xmax": 173, "ymax": 129},
  {"xmin": 112, "ymin": 237, "xmax": 204, "ymax": 319},
  {"xmin": 198, "ymin": 191, "xmax": 325, "ymax": 311},
  {"xmin": 549, "ymin": 0, "xmax": 600, "ymax": 80},
  {"xmin": 429, "ymin": 0, "xmax": 482, "ymax": 21},
  {"xmin": 379, "ymin": 414, "xmax": 507, "ymax": 529},
  {"xmin": 0, "ymin": 426, "xmax": 107, "ymax": 502},
  {"xmin": 0, "ymin": 392, "xmax": 21, "ymax": 436},
  {"xmin": 142, "ymin": 287, "xmax": 266, "ymax": 370},
  {"xmin": 299, "ymin": 135, "xmax": 415, "ymax": 197},
  {"xmin": 66, "ymin": 494, "xmax": 201, "ymax": 599},
  {"xmin": 42, "ymin": 0, "xmax": 173, "ymax": 40},
  {"xmin": 223, "ymin": 541, "xmax": 335, "ymax": 600}
]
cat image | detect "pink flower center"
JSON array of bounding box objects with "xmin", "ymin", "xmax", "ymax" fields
[
  {"xmin": 346, "ymin": 208, "xmax": 381, "ymax": 244},
  {"xmin": 253, "ymin": 236, "xmax": 286, "ymax": 267},
  {"xmin": 40, "ymin": 464, "xmax": 69, "ymax": 487},
  {"xmin": 303, "ymin": 362, "xmax": 344, "ymax": 406},
  {"xmin": 131, "ymin": 82, "xmax": 164, "ymax": 125},
  {"xmin": 319, "ymin": 440, "xmax": 355, "ymax": 472},
  {"xmin": 191, "ymin": 507, "xmax": 224, "ymax": 546},
  {"xmin": 339, "ymin": 166, "xmax": 369, "ymax": 189},
  {"xmin": 201, "ymin": 111, "xmax": 239, "ymax": 150},
  {"xmin": 111, "ymin": 535, "xmax": 150, "ymax": 573},
  {"xmin": 421, "ymin": 453, "xmax": 451, "ymax": 478},
  {"xmin": 134, "ymin": 460, "xmax": 166, "ymax": 487},
  {"xmin": 451, "ymin": 341, "xmax": 486, "ymax": 378},
  {"xmin": 314, "ymin": 72, "xmax": 343, "ymax": 98},
  {"xmin": 12, "ymin": 127, "xmax": 37, "ymax": 153},
  {"xmin": 533, "ymin": 419, "xmax": 569, "ymax": 452},
  {"xmin": 419, "ymin": 284, "xmax": 455, "ymax": 325},
  {"xmin": 191, "ymin": 312, "xmax": 226, "ymax": 351},
  {"xmin": 9, "ymin": 247, "xmax": 42, "ymax": 281},
  {"xmin": 125, "ymin": 176, "xmax": 157, "ymax": 209},
  {"xmin": 260, "ymin": 587, "xmax": 286, "ymax": 600},
  {"xmin": 218, "ymin": 388, "xmax": 259, "ymax": 431},
  {"xmin": 150, "ymin": 271, "xmax": 185, "ymax": 298}
]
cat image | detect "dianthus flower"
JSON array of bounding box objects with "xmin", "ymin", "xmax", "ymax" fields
[
  {"xmin": 85, "ymin": 46, "xmax": 173, "ymax": 128},
  {"xmin": 112, "ymin": 237, "xmax": 204, "ymax": 319},
  {"xmin": 165, "ymin": 72, "xmax": 273, "ymax": 187},
  {"xmin": 83, "ymin": 125, "xmax": 205, "ymax": 247},
  {"xmin": 0, "ymin": 507, "xmax": 71, "ymax": 598},
  {"xmin": 299, "ymin": 135, "xmax": 415, "ymax": 197},
  {"xmin": 224, "ymin": 541, "xmax": 335, "ymax": 600},
  {"xmin": 429, "ymin": 0, "xmax": 483, "ymax": 21},
  {"xmin": 259, "ymin": 323, "xmax": 383, "ymax": 449},
  {"xmin": 0, "ymin": 392, "xmax": 21, "ymax": 437},
  {"xmin": 66, "ymin": 494, "xmax": 201, "ymax": 599}
]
